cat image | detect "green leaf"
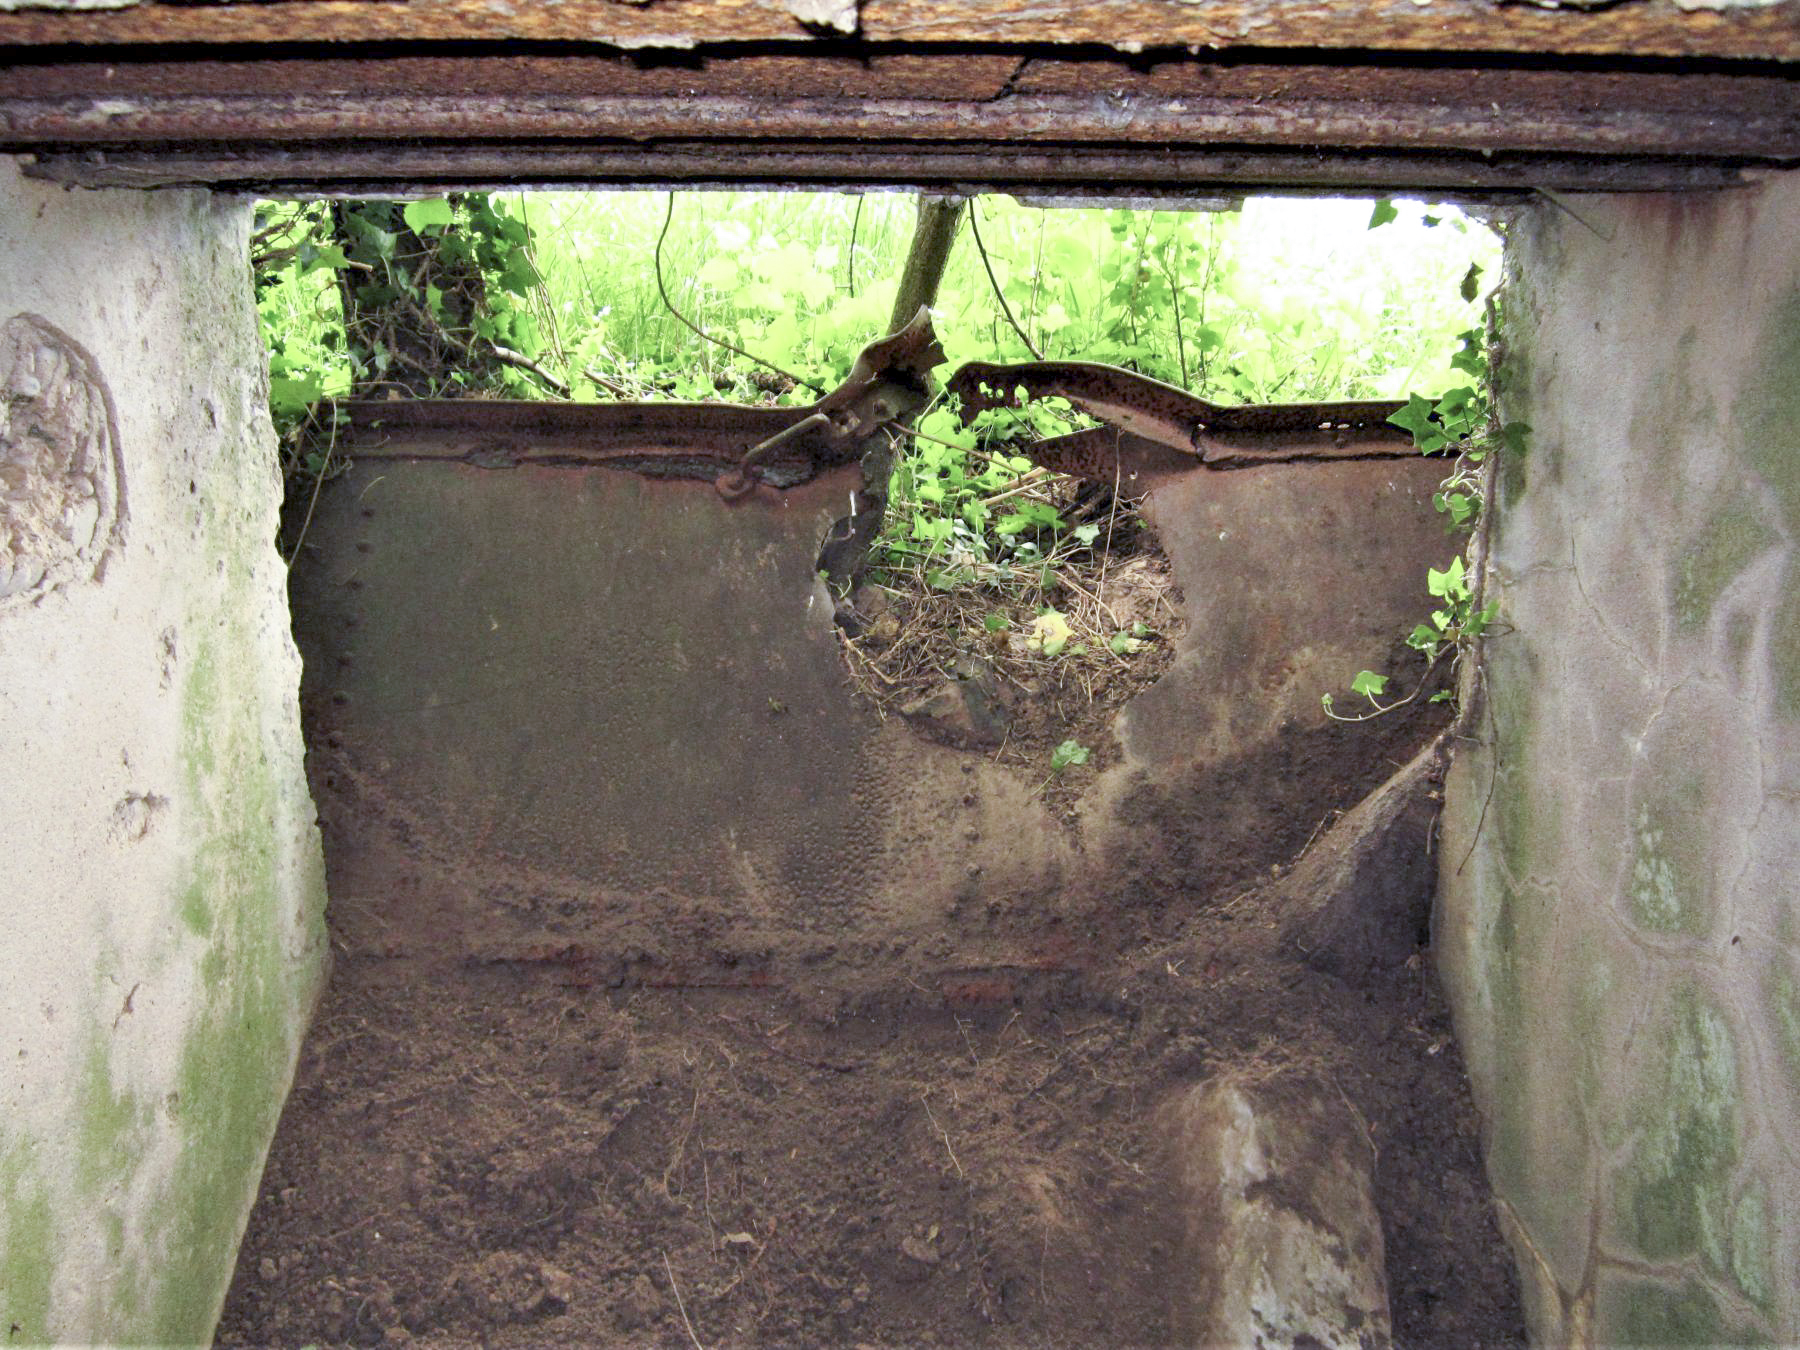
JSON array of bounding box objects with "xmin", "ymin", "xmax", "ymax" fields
[
  {"xmin": 1350, "ymin": 670, "xmax": 1388, "ymax": 699},
  {"xmin": 983, "ymin": 613, "xmax": 1010, "ymax": 633},
  {"xmin": 1500, "ymin": 421, "xmax": 1533, "ymax": 455},
  {"xmin": 697, "ymin": 255, "xmax": 740, "ymax": 289},
  {"xmin": 268, "ymin": 374, "xmax": 324, "ymax": 415},
  {"xmin": 1072, "ymin": 523, "xmax": 1101, "ymax": 546},
  {"xmin": 402, "ymin": 198, "xmax": 456, "ymax": 234},
  {"xmin": 1387, "ymin": 393, "xmax": 1438, "ymax": 444},
  {"xmin": 1459, "ymin": 262, "xmax": 1483, "ymax": 303},
  {"xmin": 1368, "ymin": 199, "xmax": 1399, "ymax": 230},
  {"xmin": 1050, "ymin": 739, "xmax": 1091, "ymax": 773},
  {"xmin": 1427, "ymin": 556, "xmax": 1467, "ymax": 600},
  {"xmin": 297, "ymin": 242, "xmax": 350, "ymax": 275}
]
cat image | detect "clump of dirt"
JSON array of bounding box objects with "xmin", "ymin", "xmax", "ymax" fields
[
  {"xmin": 217, "ymin": 734, "xmax": 1524, "ymax": 1350},
  {"xmin": 840, "ymin": 481, "xmax": 1182, "ymax": 815}
]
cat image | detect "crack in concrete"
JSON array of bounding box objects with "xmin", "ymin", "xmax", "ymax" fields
[{"xmin": 1569, "ymin": 537, "xmax": 1657, "ymax": 681}]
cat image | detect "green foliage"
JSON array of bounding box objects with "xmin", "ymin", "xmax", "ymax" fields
[
  {"xmin": 1326, "ymin": 267, "xmax": 1532, "ymax": 722},
  {"xmin": 256, "ymin": 190, "xmax": 1503, "ymax": 615},
  {"xmin": 251, "ymin": 193, "xmax": 551, "ymax": 488},
  {"xmin": 1049, "ymin": 739, "xmax": 1091, "ymax": 773}
]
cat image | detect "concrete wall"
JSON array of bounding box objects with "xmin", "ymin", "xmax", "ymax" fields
[
  {"xmin": 1439, "ymin": 171, "xmax": 1800, "ymax": 1345},
  {"xmin": 0, "ymin": 160, "xmax": 328, "ymax": 1345}
]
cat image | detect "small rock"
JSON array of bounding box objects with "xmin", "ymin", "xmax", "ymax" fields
[
  {"xmin": 899, "ymin": 665, "xmax": 1010, "ymax": 748},
  {"xmin": 258, "ymin": 1257, "xmax": 278, "ymax": 1281},
  {"xmin": 897, "ymin": 1233, "xmax": 941, "ymax": 1282},
  {"xmin": 1163, "ymin": 1072, "xmax": 1392, "ymax": 1348},
  {"xmin": 531, "ymin": 1262, "xmax": 574, "ymax": 1313}
]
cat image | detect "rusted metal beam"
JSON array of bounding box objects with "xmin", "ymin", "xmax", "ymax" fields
[
  {"xmin": 2, "ymin": 48, "xmax": 1792, "ymax": 192},
  {"xmin": 0, "ymin": 0, "xmax": 1796, "ymax": 62},
  {"xmin": 4, "ymin": 80, "xmax": 1796, "ymax": 160},
  {"xmin": 21, "ymin": 141, "xmax": 1759, "ymax": 195}
]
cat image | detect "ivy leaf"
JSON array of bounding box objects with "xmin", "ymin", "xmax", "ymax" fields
[
  {"xmin": 1427, "ymin": 556, "xmax": 1468, "ymax": 600},
  {"xmin": 1407, "ymin": 623, "xmax": 1443, "ymax": 653},
  {"xmin": 1350, "ymin": 670, "xmax": 1389, "ymax": 699},
  {"xmin": 402, "ymin": 198, "xmax": 456, "ymax": 234},
  {"xmin": 1459, "ymin": 262, "xmax": 1483, "ymax": 303},
  {"xmin": 1387, "ymin": 393, "xmax": 1438, "ymax": 444},
  {"xmin": 1050, "ymin": 739, "xmax": 1091, "ymax": 773},
  {"xmin": 1368, "ymin": 199, "xmax": 1399, "ymax": 230}
]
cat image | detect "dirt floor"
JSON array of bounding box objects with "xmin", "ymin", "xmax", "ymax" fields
[
  {"xmin": 222, "ymin": 436, "xmax": 1521, "ymax": 1347},
  {"xmin": 217, "ymin": 718, "xmax": 1525, "ymax": 1349}
]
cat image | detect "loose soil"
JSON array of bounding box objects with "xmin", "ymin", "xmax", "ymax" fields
[
  {"xmin": 218, "ymin": 730, "xmax": 1524, "ymax": 1349},
  {"xmin": 226, "ymin": 441, "xmax": 1520, "ymax": 1348}
]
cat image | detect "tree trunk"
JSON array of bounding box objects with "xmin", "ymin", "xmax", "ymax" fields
[
  {"xmin": 825, "ymin": 194, "xmax": 969, "ymax": 612},
  {"xmin": 886, "ymin": 194, "xmax": 966, "ymax": 336}
]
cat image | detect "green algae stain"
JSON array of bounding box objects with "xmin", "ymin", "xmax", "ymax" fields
[
  {"xmin": 1613, "ymin": 985, "xmax": 1741, "ymax": 1268},
  {"xmin": 1733, "ymin": 285, "xmax": 1800, "ymax": 716},
  {"xmin": 178, "ymin": 877, "xmax": 212, "ymax": 937},
  {"xmin": 1729, "ymin": 1180, "xmax": 1773, "ymax": 1311},
  {"xmin": 145, "ymin": 597, "xmax": 321, "ymax": 1345},
  {"xmin": 1, "ymin": 1144, "xmax": 55, "ymax": 1345},
  {"xmin": 1670, "ymin": 497, "xmax": 1777, "ymax": 636},
  {"xmin": 1625, "ymin": 797, "xmax": 1710, "ymax": 938},
  {"xmin": 73, "ymin": 1037, "xmax": 151, "ymax": 1201},
  {"xmin": 1770, "ymin": 961, "xmax": 1800, "ymax": 1101},
  {"xmin": 1601, "ymin": 1276, "xmax": 1769, "ymax": 1349}
]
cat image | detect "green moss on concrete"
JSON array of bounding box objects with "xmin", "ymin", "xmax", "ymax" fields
[
  {"xmin": 1767, "ymin": 588, "xmax": 1800, "ymax": 719},
  {"xmin": 1485, "ymin": 642, "xmax": 1560, "ymax": 888},
  {"xmin": 1729, "ymin": 1180, "xmax": 1773, "ymax": 1312},
  {"xmin": 141, "ymin": 570, "xmax": 309, "ymax": 1345},
  {"xmin": 1565, "ymin": 928, "xmax": 1616, "ymax": 1133},
  {"xmin": 1670, "ymin": 496, "xmax": 1777, "ymax": 635},
  {"xmin": 1770, "ymin": 960, "xmax": 1800, "ymax": 1101},
  {"xmin": 1628, "ymin": 328, "xmax": 1707, "ymax": 484},
  {"xmin": 1625, "ymin": 791, "xmax": 1710, "ymax": 938},
  {"xmin": 74, "ymin": 1037, "xmax": 150, "ymax": 1198},
  {"xmin": 1494, "ymin": 287, "xmax": 1533, "ymax": 510},
  {"xmin": 178, "ymin": 877, "xmax": 212, "ymax": 937},
  {"xmin": 1, "ymin": 1144, "xmax": 54, "ymax": 1344},
  {"xmin": 1613, "ymin": 984, "xmax": 1741, "ymax": 1272},
  {"xmin": 1600, "ymin": 1276, "xmax": 1768, "ymax": 1349},
  {"xmin": 1734, "ymin": 285, "xmax": 1800, "ymax": 716},
  {"xmin": 1479, "ymin": 871, "xmax": 1592, "ymax": 1282}
]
